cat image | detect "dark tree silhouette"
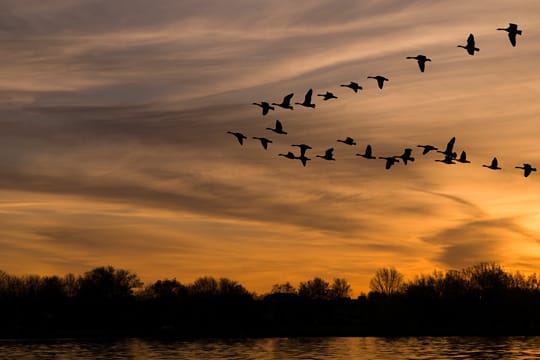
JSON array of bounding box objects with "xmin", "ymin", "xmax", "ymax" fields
[
  {"xmin": 271, "ymin": 282, "xmax": 297, "ymax": 294},
  {"xmin": 330, "ymin": 278, "xmax": 352, "ymax": 299},
  {"xmin": 298, "ymin": 277, "xmax": 330, "ymax": 300},
  {"xmin": 369, "ymin": 267, "xmax": 404, "ymax": 295},
  {"xmin": 78, "ymin": 266, "xmax": 142, "ymax": 300}
]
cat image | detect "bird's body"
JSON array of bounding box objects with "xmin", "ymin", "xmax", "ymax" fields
[
  {"xmin": 357, "ymin": 144, "xmax": 376, "ymax": 159},
  {"xmin": 337, "ymin": 137, "xmax": 356, "ymax": 146},
  {"xmin": 272, "ymin": 93, "xmax": 294, "ymax": 110},
  {"xmin": 483, "ymin": 157, "xmax": 502, "ymax": 170},
  {"xmin": 417, "ymin": 144, "xmax": 438, "ymax": 155},
  {"xmin": 317, "ymin": 91, "xmax": 338, "ymax": 101},
  {"xmin": 515, "ymin": 163, "xmax": 536, "ymax": 177},
  {"xmin": 340, "ymin": 82, "xmax": 363, "ymax": 93},
  {"xmin": 227, "ymin": 131, "xmax": 247, "ymax": 145},
  {"xmin": 437, "ymin": 137, "xmax": 457, "ymax": 159},
  {"xmin": 316, "ymin": 148, "xmax": 336, "ymax": 161},
  {"xmin": 379, "ymin": 156, "xmax": 399, "ymax": 169},
  {"xmin": 456, "ymin": 151, "xmax": 471, "ymax": 164},
  {"xmin": 252, "ymin": 101, "xmax": 274, "ymax": 115},
  {"xmin": 406, "ymin": 55, "xmax": 431, "ymax": 72},
  {"xmin": 435, "ymin": 156, "xmax": 456, "ymax": 165},
  {"xmin": 295, "ymin": 89, "xmax": 316, "ymax": 108},
  {"xmin": 458, "ymin": 34, "xmax": 480, "ymax": 55},
  {"xmin": 266, "ymin": 120, "xmax": 287, "ymax": 135},
  {"xmin": 396, "ymin": 148, "xmax": 415, "ymax": 165},
  {"xmin": 367, "ymin": 75, "xmax": 389, "ymax": 89},
  {"xmin": 292, "ymin": 144, "xmax": 312, "ymax": 157},
  {"xmin": 497, "ymin": 23, "xmax": 522, "ymax": 47},
  {"xmin": 252, "ymin": 136, "xmax": 272, "ymax": 150}
]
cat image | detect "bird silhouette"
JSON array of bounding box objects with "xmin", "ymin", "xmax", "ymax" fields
[
  {"xmin": 278, "ymin": 151, "xmax": 296, "ymax": 160},
  {"xmin": 458, "ymin": 34, "xmax": 480, "ymax": 55},
  {"xmin": 266, "ymin": 120, "xmax": 287, "ymax": 135},
  {"xmin": 227, "ymin": 131, "xmax": 247, "ymax": 145},
  {"xmin": 406, "ymin": 55, "xmax": 431, "ymax": 72},
  {"xmin": 367, "ymin": 76, "xmax": 389, "ymax": 89},
  {"xmin": 272, "ymin": 93, "xmax": 294, "ymax": 110},
  {"xmin": 252, "ymin": 136, "xmax": 272, "ymax": 150},
  {"xmin": 456, "ymin": 151, "xmax": 471, "ymax": 164},
  {"xmin": 295, "ymin": 89, "xmax": 316, "ymax": 108},
  {"xmin": 292, "ymin": 144, "xmax": 312, "ymax": 157},
  {"xmin": 497, "ymin": 23, "xmax": 522, "ymax": 47},
  {"xmin": 316, "ymin": 148, "xmax": 336, "ymax": 161},
  {"xmin": 337, "ymin": 137, "xmax": 356, "ymax": 146},
  {"xmin": 417, "ymin": 145, "xmax": 438, "ymax": 155},
  {"xmin": 435, "ymin": 155, "xmax": 456, "ymax": 165},
  {"xmin": 356, "ymin": 144, "xmax": 376, "ymax": 159},
  {"xmin": 396, "ymin": 148, "xmax": 415, "ymax": 165},
  {"xmin": 379, "ymin": 156, "xmax": 399, "ymax": 169},
  {"xmin": 340, "ymin": 82, "xmax": 363, "ymax": 93},
  {"xmin": 437, "ymin": 137, "xmax": 457, "ymax": 159},
  {"xmin": 317, "ymin": 91, "xmax": 338, "ymax": 100},
  {"xmin": 252, "ymin": 101, "xmax": 274, "ymax": 115},
  {"xmin": 515, "ymin": 163, "xmax": 536, "ymax": 177},
  {"xmin": 483, "ymin": 157, "xmax": 502, "ymax": 170}
]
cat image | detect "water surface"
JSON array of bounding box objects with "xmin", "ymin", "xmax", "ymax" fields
[{"xmin": 1, "ymin": 336, "xmax": 539, "ymax": 359}]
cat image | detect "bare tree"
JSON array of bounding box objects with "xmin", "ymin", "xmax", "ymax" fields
[
  {"xmin": 369, "ymin": 267, "xmax": 404, "ymax": 295},
  {"xmin": 330, "ymin": 278, "xmax": 352, "ymax": 299}
]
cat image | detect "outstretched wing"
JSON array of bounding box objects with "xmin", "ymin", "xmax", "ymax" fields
[
  {"xmin": 467, "ymin": 34, "xmax": 475, "ymax": 47},
  {"xmin": 275, "ymin": 120, "xmax": 283, "ymax": 132},
  {"xmin": 283, "ymin": 93, "xmax": 294, "ymax": 106},
  {"xmin": 304, "ymin": 89, "xmax": 313, "ymax": 103},
  {"xmin": 508, "ymin": 32, "xmax": 516, "ymax": 47},
  {"xmin": 445, "ymin": 137, "xmax": 456, "ymax": 154},
  {"xmin": 418, "ymin": 60, "xmax": 425, "ymax": 72}
]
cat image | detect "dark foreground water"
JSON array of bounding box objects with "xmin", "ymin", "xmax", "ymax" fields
[{"xmin": 1, "ymin": 337, "xmax": 540, "ymax": 359}]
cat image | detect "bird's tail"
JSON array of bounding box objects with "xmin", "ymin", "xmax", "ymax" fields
[{"xmin": 517, "ymin": 30, "xmax": 523, "ymax": 35}]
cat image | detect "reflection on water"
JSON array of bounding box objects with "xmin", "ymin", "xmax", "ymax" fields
[{"xmin": 1, "ymin": 337, "xmax": 539, "ymax": 359}]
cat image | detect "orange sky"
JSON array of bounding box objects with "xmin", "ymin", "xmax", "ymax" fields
[{"xmin": 1, "ymin": 1, "xmax": 540, "ymax": 296}]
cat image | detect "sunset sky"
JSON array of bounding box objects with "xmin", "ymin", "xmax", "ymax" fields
[{"xmin": 2, "ymin": 0, "xmax": 540, "ymax": 295}]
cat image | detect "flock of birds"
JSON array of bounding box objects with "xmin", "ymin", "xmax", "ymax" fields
[{"xmin": 228, "ymin": 24, "xmax": 536, "ymax": 177}]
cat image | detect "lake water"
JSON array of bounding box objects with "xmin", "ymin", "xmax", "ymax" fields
[{"xmin": 1, "ymin": 336, "xmax": 539, "ymax": 359}]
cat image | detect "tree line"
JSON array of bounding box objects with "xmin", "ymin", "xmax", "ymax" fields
[{"xmin": 1, "ymin": 263, "xmax": 540, "ymax": 338}]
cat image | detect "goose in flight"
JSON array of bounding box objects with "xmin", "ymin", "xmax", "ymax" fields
[
  {"xmin": 456, "ymin": 151, "xmax": 471, "ymax": 164},
  {"xmin": 252, "ymin": 101, "xmax": 274, "ymax": 115},
  {"xmin": 396, "ymin": 148, "xmax": 415, "ymax": 165},
  {"xmin": 437, "ymin": 137, "xmax": 457, "ymax": 159},
  {"xmin": 340, "ymin": 82, "xmax": 363, "ymax": 93},
  {"xmin": 292, "ymin": 144, "xmax": 312, "ymax": 157},
  {"xmin": 279, "ymin": 151, "xmax": 296, "ymax": 160},
  {"xmin": 515, "ymin": 163, "xmax": 536, "ymax": 177},
  {"xmin": 252, "ymin": 136, "xmax": 273, "ymax": 150},
  {"xmin": 379, "ymin": 156, "xmax": 399, "ymax": 169},
  {"xmin": 337, "ymin": 137, "xmax": 356, "ymax": 146},
  {"xmin": 406, "ymin": 55, "xmax": 431, "ymax": 72},
  {"xmin": 295, "ymin": 89, "xmax": 316, "ymax": 108},
  {"xmin": 227, "ymin": 131, "xmax": 247, "ymax": 145},
  {"xmin": 356, "ymin": 144, "xmax": 376, "ymax": 159},
  {"xmin": 272, "ymin": 93, "xmax": 294, "ymax": 110},
  {"xmin": 316, "ymin": 148, "xmax": 336, "ymax": 161},
  {"xmin": 317, "ymin": 91, "xmax": 338, "ymax": 101},
  {"xmin": 435, "ymin": 156, "xmax": 456, "ymax": 165},
  {"xmin": 483, "ymin": 157, "xmax": 502, "ymax": 170},
  {"xmin": 367, "ymin": 75, "xmax": 389, "ymax": 89},
  {"xmin": 497, "ymin": 23, "xmax": 522, "ymax": 47},
  {"xmin": 266, "ymin": 120, "xmax": 287, "ymax": 135},
  {"xmin": 457, "ymin": 34, "xmax": 479, "ymax": 55},
  {"xmin": 417, "ymin": 144, "xmax": 438, "ymax": 155}
]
